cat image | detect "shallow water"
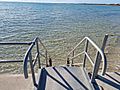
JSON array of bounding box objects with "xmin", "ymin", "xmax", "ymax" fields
[{"xmin": 0, "ymin": 2, "xmax": 120, "ymax": 73}]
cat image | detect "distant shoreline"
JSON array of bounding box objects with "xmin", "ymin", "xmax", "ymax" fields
[
  {"xmin": 0, "ymin": 1, "xmax": 120, "ymax": 6},
  {"xmin": 86, "ymin": 4, "xmax": 120, "ymax": 6}
]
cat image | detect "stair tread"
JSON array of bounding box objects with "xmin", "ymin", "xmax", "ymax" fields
[{"xmin": 37, "ymin": 66, "xmax": 94, "ymax": 90}]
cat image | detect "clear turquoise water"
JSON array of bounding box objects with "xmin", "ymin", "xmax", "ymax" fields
[{"xmin": 0, "ymin": 2, "xmax": 120, "ymax": 73}]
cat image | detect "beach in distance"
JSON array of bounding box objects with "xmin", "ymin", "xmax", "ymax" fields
[{"xmin": 0, "ymin": 2, "xmax": 120, "ymax": 73}]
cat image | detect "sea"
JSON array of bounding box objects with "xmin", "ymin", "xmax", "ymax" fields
[{"xmin": 0, "ymin": 2, "xmax": 120, "ymax": 73}]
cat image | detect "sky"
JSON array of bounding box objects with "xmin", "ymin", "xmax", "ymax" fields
[{"xmin": 0, "ymin": 0, "xmax": 120, "ymax": 4}]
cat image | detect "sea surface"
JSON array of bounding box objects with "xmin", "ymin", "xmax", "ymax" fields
[{"xmin": 0, "ymin": 2, "xmax": 120, "ymax": 73}]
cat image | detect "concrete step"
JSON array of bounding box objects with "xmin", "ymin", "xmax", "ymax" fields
[
  {"xmin": 37, "ymin": 66, "xmax": 94, "ymax": 90},
  {"xmin": 96, "ymin": 72, "xmax": 120, "ymax": 90}
]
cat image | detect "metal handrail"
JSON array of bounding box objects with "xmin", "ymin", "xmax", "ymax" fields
[
  {"xmin": 68, "ymin": 37, "xmax": 86, "ymax": 56},
  {"xmin": 23, "ymin": 37, "xmax": 50, "ymax": 87},
  {"xmin": 0, "ymin": 42, "xmax": 32, "ymax": 45},
  {"xmin": 23, "ymin": 42, "xmax": 35, "ymax": 78},
  {"xmin": 37, "ymin": 38, "xmax": 47, "ymax": 51},
  {"xmin": 0, "ymin": 37, "xmax": 50, "ymax": 87},
  {"xmin": 84, "ymin": 52, "xmax": 94, "ymax": 67},
  {"xmin": 67, "ymin": 36, "xmax": 107, "ymax": 82},
  {"xmin": 23, "ymin": 37, "xmax": 49, "ymax": 78},
  {"xmin": 37, "ymin": 38, "xmax": 48, "ymax": 67},
  {"xmin": 0, "ymin": 42, "xmax": 32, "ymax": 63}
]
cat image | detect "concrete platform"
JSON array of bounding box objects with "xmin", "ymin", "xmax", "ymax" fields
[
  {"xmin": 0, "ymin": 74, "xmax": 33, "ymax": 90},
  {"xmin": 0, "ymin": 72, "xmax": 120, "ymax": 90}
]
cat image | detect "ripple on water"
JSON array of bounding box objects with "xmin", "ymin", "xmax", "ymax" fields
[{"xmin": 0, "ymin": 3, "xmax": 120, "ymax": 73}]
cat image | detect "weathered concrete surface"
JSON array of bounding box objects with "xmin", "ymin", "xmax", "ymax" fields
[
  {"xmin": 0, "ymin": 74, "xmax": 33, "ymax": 90},
  {"xmin": 96, "ymin": 72, "xmax": 120, "ymax": 90},
  {"xmin": 0, "ymin": 72, "xmax": 120, "ymax": 90},
  {"xmin": 37, "ymin": 67, "xmax": 94, "ymax": 90}
]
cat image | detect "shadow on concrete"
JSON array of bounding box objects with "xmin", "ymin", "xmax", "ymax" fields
[
  {"xmin": 63, "ymin": 67, "xmax": 89, "ymax": 90},
  {"xmin": 106, "ymin": 73, "xmax": 120, "ymax": 84},
  {"xmin": 97, "ymin": 75, "xmax": 120, "ymax": 90},
  {"xmin": 115, "ymin": 72, "xmax": 120, "ymax": 77},
  {"xmin": 37, "ymin": 67, "xmax": 90, "ymax": 90}
]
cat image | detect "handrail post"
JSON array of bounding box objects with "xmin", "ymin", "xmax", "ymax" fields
[
  {"xmin": 49, "ymin": 57, "xmax": 52, "ymax": 66},
  {"xmin": 45, "ymin": 50, "xmax": 48, "ymax": 67},
  {"xmin": 83, "ymin": 39, "xmax": 89, "ymax": 68},
  {"xmin": 91, "ymin": 52, "xmax": 100, "ymax": 82},
  {"xmin": 29, "ymin": 52, "xmax": 37, "ymax": 87},
  {"xmin": 71, "ymin": 51, "xmax": 74, "ymax": 66},
  {"xmin": 101, "ymin": 34, "xmax": 108, "ymax": 52},
  {"xmin": 67, "ymin": 58, "xmax": 70, "ymax": 66},
  {"xmin": 101, "ymin": 34, "xmax": 108, "ymax": 75},
  {"xmin": 91, "ymin": 34, "xmax": 108, "ymax": 82},
  {"xmin": 36, "ymin": 38, "xmax": 41, "ymax": 68}
]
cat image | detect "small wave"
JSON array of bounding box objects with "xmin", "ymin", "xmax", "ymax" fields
[{"xmin": 0, "ymin": 34, "xmax": 17, "ymax": 40}]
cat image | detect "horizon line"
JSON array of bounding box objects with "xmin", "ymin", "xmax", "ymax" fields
[{"xmin": 0, "ymin": 1, "xmax": 119, "ymax": 4}]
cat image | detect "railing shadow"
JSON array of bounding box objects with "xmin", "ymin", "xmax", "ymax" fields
[
  {"xmin": 106, "ymin": 73, "xmax": 120, "ymax": 84},
  {"xmin": 37, "ymin": 67, "xmax": 90, "ymax": 90},
  {"xmin": 115, "ymin": 72, "xmax": 120, "ymax": 77},
  {"xmin": 38, "ymin": 68, "xmax": 72, "ymax": 90},
  {"xmin": 53, "ymin": 67, "xmax": 73, "ymax": 90},
  {"xmin": 38, "ymin": 68, "xmax": 47, "ymax": 90},
  {"xmin": 97, "ymin": 75, "xmax": 120, "ymax": 89},
  {"xmin": 63, "ymin": 67, "xmax": 89, "ymax": 90}
]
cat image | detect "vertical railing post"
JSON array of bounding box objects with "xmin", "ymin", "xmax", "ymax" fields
[
  {"xmin": 91, "ymin": 52, "xmax": 100, "ymax": 82},
  {"xmin": 49, "ymin": 57, "xmax": 52, "ymax": 66},
  {"xmin": 67, "ymin": 57, "xmax": 70, "ymax": 66},
  {"xmin": 101, "ymin": 34, "xmax": 108, "ymax": 52},
  {"xmin": 29, "ymin": 52, "xmax": 37, "ymax": 87},
  {"xmin": 83, "ymin": 39, "xmax": 89, "ymax": 68},
  {"xmin": 71, "ymin": 51, "xmax": 74, "ymax": 66},
  {"xmin": 36, "ymin": 38, "xmax": 41, "ymax": 68},
  {"xmin": 91, "ymin": 34, "xmax": 108, "ymax": 82},
  {"xmin": 45, "ymin": 50, "xmax": 48, "ymax": 67},
  {"xmin": 101, "ymin": 34, "xmax": 108, "ymax": 75}
]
